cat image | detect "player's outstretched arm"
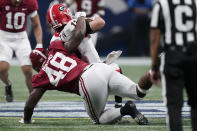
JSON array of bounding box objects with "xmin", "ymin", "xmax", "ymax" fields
[
  {"xmin": 64, "ymin": 16, "xmax": 86, "ymax": 52},
  {"xmin": 20, "ymin": 88, "xmax": 46, "ymax": 124}
]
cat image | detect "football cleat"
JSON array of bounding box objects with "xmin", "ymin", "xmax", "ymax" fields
[
  {"xmin": 134, "ymin": 113, "xmax": 148, "ymax": 125},
  {"xmin": 5, "ymin": 85, "xmax": 13, "ymax": 102},
  {"xmin": 114, "ymin": 102, "xmax": 122, "ymax": 108},
  {"xmin": 74, "ymin": 11, "xmax": 86, "ymax": 19},
  {"xmin": 121, "ymin": 101, "xmax": 148, "ymax": 125}
]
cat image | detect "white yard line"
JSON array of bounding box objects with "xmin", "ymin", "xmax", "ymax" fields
[{"xmin": 0, "ymin": 101, "xmax": 190, "ymax": 118}]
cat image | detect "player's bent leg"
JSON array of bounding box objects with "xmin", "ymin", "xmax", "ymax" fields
[
  {"xmin": 79, "ymin": 63, "xmax": 127, "ymax": 124},
  {"xmin": 108, "ymin": 71, "xmax": 141, "ymax": 100},
  {"xmin": 0, "ymin": 61, "xmax": 11, "ymax": 85},
  {"xmin": 108, "ymin": 70, "xmax": 149, "ymax": 125},
  {"xmin": 21, "ymin": 65, "xmax": 33, "ymax": 93},
  {"xmin": 114, "ymin": 96, "xmax": 122, "ymax": 108},
  {"xmin": 114, "ymin": 65, "xmax": 123, "ymax": 108},
  {"xmin": 0, "ymin": 61, "xmax": 13, "ymax": 102},
  {"xmin": 99, "ymin": 108, "xmax": 122, "ymax": 124},
  {"xmin": 79, "ymin": 64, "xmax": 109, "ymax": 124},
  {"xmin": 79, "ymin": 76, "xmax": 107, "ymax": 124}
]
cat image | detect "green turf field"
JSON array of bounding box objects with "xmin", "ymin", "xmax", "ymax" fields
[{"xmin": 0, "ymin": 65, "xmax": 191, "ymax": 131}]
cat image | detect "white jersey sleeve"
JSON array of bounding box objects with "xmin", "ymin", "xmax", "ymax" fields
[{"xmin": 59, "ymin": 19, "xmax": 77, "ymax": 42}]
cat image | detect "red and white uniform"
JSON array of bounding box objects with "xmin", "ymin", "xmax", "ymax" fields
[
  {"xmin": 32, "ymin": 40, "xmax": 88, "ymax": 94},
  {"xmin": 0, "ymin": 0, "xmax": 38, "ymax": 32},
  {"xmin": 0, "ymin": 0, "xmax": 38, "ymax": 65},
  {"xmin": 51, "ymin": 19, "xmax": 101, "ymax": 63},
  {"xmin": 33, "ymin": 40, "xmax": 140, "ymax": 124}
]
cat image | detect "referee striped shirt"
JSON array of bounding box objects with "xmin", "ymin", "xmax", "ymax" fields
[{"xmin": 150, "ymin": 0, "xmax": 197, "ymax": 48}]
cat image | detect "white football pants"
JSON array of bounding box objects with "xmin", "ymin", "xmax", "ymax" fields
[{"xmin": 79, "ymin": 63, "xmax": 140, "ymax": 124}]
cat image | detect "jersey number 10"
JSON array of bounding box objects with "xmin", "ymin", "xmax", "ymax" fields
[{"xmin": 6, "ymin": 12, "xmax": 25, "ymax": 30}]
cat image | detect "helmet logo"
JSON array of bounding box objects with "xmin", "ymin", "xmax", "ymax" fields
[{"xmin": 58, "ymin": 6, "xmax": 65, "ymax": 11}]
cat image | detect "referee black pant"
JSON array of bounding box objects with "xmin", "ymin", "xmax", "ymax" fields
[{"xmin": 161, "ymin": 50, "xmax": 197, "ymax": 131}]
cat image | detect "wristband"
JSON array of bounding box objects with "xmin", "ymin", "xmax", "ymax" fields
[
  {"xmin": 85, "ymin": 21, "xmax": 93, "ymax": 35},
  {"xmin": 35, "ymin": 43, "xmax": 43, "ymax": 48},
  {"xmin": 151, "ymin": 65, "xmax": 159, "ymax": 71}
]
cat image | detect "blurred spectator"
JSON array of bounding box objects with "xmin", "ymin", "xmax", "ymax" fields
[
  {"xmin": 127, "ymin": 0, "xmax": 152, "ymax": 56},
  {"xmin": 74, "ymin": 0, "xmax": 105, "ymax": 46}
]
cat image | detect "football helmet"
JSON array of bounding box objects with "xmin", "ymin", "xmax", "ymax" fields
[
  {"xmin": 47, "ymin": 4, "xmax": 72, "ymax": 30},
  {"xmin": 30, "ymin": 48, "xmax": 48, "ymax": 72}
]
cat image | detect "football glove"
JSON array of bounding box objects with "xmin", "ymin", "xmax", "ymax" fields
[
  {"xmin": 74, "ymin": 11, "xmax": 86, "ymax": 19},
  {"xmin": 30, "ymin": 48, "xmax": 48, "ymax": 72},
  {"xmin": 104, "ymin": 50, "xmax": 122, "ymax": 65}
]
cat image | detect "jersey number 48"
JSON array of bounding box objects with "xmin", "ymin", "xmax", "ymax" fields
[{"xmin": 44, "ymin": 52, "xmax": 77, "ymax": 86}]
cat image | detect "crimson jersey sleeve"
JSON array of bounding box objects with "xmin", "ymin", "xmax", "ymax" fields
[
  {"xmin": 23, "ymin": 0, "xmax": 38, "ymax": 14},
  {"xmin": 32, "ymin": 40, "xmax": 89, "ymax": 95}
]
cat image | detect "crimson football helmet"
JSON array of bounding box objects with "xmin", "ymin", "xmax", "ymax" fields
[
  {"xmin": 30, "ymin": 48, "xmax": 48, "ymax": 72},
  {"xmin": 47, "ymin": 4, "xmax": 72, "ymax": 30}
]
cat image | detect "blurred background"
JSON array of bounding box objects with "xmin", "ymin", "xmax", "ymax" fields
[{"xmin": 28, "ymin": 0, "xmax": 156, "ymax": 57}]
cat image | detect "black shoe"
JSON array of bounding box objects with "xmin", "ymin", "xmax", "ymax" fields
[
  {"xmin": 5, "ymin": 85, "xmax": 13, "ymax": 102},
  {"xmin": 115, "ymin": 103, "xmax": 122, "ymax": 108},
  {"xmin": 121, "ymin": 101, "xmax": 148, "ymax": 125}
]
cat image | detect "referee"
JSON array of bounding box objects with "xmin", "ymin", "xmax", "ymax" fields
[{"xmin": 150, "ymin": 0, "xmax": 197, "ymax": 131}]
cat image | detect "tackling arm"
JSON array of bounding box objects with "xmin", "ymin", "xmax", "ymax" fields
[
  {"xmin": 22, "ymin": 88, "xmax": 47, "ymax": 123},
  {"xmin": 64, "ymin": 16, "xmax": 86, "ymax": 52}
]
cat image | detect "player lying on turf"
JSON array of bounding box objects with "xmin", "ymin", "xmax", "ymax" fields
[{"xmin": 19, "ymin": 14, "xmax": 152, "ymax": 125}]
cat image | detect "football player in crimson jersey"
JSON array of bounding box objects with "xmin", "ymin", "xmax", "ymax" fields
[
  {"xmin": 0, "ymin": 0, "xmax": 43, "ymax": 102},
  {"xmin": 20, "ymin": 16, "xmax": 152, "ymax": 125},
  {"xmin": 46, "ymin": 3, "xmax": 125, "ymax": 107}
]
